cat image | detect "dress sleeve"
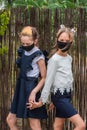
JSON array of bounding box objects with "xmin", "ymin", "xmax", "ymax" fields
[
  {"xmin": 33, "ymin": 54, "xmax": 45, "ymax": 63},
  {"xmin": 40, "ymin": 57, "xmax": 57, "ymax": 104}
]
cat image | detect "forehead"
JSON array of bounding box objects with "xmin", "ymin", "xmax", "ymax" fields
[
  {"xmin": 58, "ymin": 32, "xmax": 70, "ymax": 40},
  {"xmin": 20, "ymin": 35, "xmax": 33, "ymax": 42}
]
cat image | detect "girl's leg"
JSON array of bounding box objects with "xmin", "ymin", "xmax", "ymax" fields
[
  {"xmin": 29, "ymin": 118, "xmax": 42, "ymax": 130},
  {"xmin": 69, "ymin": 114, "xmax": 86, "ymax": 130},
  {"xmin": 53, "ymin": 117, "xmax": 65, "ymax": 130},
  {"xmin": 6, "ymin": 112, "xmax": 19, "ymax": 130}
]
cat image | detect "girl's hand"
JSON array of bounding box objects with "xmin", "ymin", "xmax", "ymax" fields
[
  {"xmin": 28, "ymin": 90, "xmax": 36, "ymax": 103},
  {"xmin": 27, "ymin": 100, "xmax": 43, "ymax": 110},
  {"xmin": 49, "ymin": 102, "xmax": 55, "ymax": 111}
]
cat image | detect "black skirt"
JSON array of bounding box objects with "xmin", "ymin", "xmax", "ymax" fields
[{"xmin": 51, "ymin": 90, "xmax": 77, "ymax": 118}]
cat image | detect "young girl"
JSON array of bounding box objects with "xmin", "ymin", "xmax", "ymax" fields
[
  {"xmin": 6, "ymin": 26, "xmax": 47, "ymax": 130},
  {"xmin": 28, "ymin": 26, "xmax": 86, "ymax": 130}
]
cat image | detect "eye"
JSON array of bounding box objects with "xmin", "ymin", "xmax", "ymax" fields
[
  {"xmin": 21, "ymin": 42, "xmax": 30, "ymax": 46},
  {"xmin": 26, "ymin": 43, "xmax": 29, "ymax": 46},
  {"xmin": 60, "ymin": 39, "xmax": 64, "ymax": 42},
  {"xmin": 59, "ymin": 39, "xmax": 70, "ymax": 43},
  {"xmin": 59, "ymin": 39, "xmax": 65, "ymax": 42}
]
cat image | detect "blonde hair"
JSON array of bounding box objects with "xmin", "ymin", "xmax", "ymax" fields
[
  {"xmin": 49, "ymin": 26, "xmax": 74, "ymax": 58},
  {"xmin": 20, "ymin": 26, "xmax": 39, "ymax": 41}
]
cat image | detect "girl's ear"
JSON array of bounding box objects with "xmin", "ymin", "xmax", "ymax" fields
[{"xmin": 34, "ymin": 39, "xmax": 38, "ymax": 46}]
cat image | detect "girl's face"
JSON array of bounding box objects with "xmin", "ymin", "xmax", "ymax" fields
[
  {"xmin": 20, "ymin": 35, "xmax": 34, "ymax": 46},
  {"xmin": 58, "ymin": 32, "xmax": 70, "ymax": 43},
  {"xmin": 57, "ymin": 32, "xmax": 72, "ymax": 53}
]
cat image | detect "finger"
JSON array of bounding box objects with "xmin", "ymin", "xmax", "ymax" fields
[
  {"xmin": 29, "ymin": 99, "xmax": 35, "ymax": 103},
  {"xmin": 26, "ymin": 102, "xmax": 32, "ymax": 105},
  {"xmin": 26, "ymin": 103, "xmax": 33, "ymax": 108},
  {"xmin": 29, "ymin": 107, "xmax": 34, "ymax": 110},
  {"xmin": 29, "ymin": 101, "xmax": 35, "ymax": 103},
  {"xmin": 27, "ymin": 104, "xmax": 32, "ymax": 109},
  {"xmin": 26, "ymin": 100, "xmax": 34, "ymax": 104}
]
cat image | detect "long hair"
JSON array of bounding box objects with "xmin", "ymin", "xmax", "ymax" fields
[{"xmin": 49, "ymin": 26, "xmax": 74, "ymax": 58}]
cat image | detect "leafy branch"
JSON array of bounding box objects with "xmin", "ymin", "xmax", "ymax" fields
[
  {"xmin": 0, "ymin": 10, "xmax": 10, "ymax": 36},
  {"xmin": 1, "ymin": 0, "xmax": 87, "ymax": 9}
]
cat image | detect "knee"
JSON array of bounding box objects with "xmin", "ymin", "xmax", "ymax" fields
[
  {"xmin": 76, "ymin": 121, "xmax": 86, "ymax": 130},
  {"xmin": 29, "ymin": 121, "xmax": 41, "ymax": 130},
  {"xmin": 30, "ymin": 126, "xmax": 41, "ymax": 130},
  {"xmin": 6, "ymin": 115, "xmax": 12, "ymax": 125},
  {"xmin": 6, "ymin": 114, "xmax": 16, "ymax": 126},
  {"xmin": 30, "ymin": 125, "xmax": 41, "ymax": 130},
  {"xmin": 79, "ymin": 122, "xmax": 86, "ymax": 130}
]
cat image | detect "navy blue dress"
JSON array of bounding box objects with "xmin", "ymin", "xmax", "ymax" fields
[{"xmin": 10, "ymin": 47, "xmax": 47, "ymax": 119}]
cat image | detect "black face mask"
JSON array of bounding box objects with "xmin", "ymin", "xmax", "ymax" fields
[
  {"xmin": 57, "ymin": 41, "xmax": 72, "ymax": 52},
  {"xmin": 22, "ymin": 43, "xmax": 34, "ymax": 51}
]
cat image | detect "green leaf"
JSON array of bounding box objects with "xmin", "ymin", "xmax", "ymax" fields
[
  {"xmin": 12, "ymin": 0, "xmax": 27, "ymax": 7},
  {"xmin": 0, "ymin": 10, "xmax": 10, "ymax": 36},
  {"xmin": 61, "ymin": 1, "xmax": 75, "ymax": 8},
  {"xmin": 47, "ymin": 3, "xmax": 63, "ymax": 9},
  {"xmin": 0, "ymin": 44, "xmax": 8, "ymax": 55}
]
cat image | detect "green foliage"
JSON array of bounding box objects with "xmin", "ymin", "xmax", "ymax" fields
[
  {"xmin": 0, "ymin": 44, "xmax": 8, "ymax": 55},
  {"xmin": 11, "ymin": 0, "xmax": 87, "ymax": 9},
  {"xmin": 0, "ymin": 10, "xmax": 10, "ymax": 36},
  {"xmin": 12, "ymin": 0, "xmax": 48, "ymax": 9},
  {"xmin": 74, "ymin": 0, "xmax": 87, "ymax": 7},
  {"xmin": 1, "ymin": 0, "xmax": 87, "ymax": 9}
]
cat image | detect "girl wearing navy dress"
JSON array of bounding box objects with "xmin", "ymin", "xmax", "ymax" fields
[
  {"xmin": 6, "ymin": 26, "xmax": 47, "ymax": 130},
  {"xmin": 28, "ymin": 25, "xmax": 86, "ymax": 130}
]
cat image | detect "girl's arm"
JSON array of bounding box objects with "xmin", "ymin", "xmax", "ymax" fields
[
  {"xmin": 28, "ymin": 59, "xmax": 46, "ymax": 102},
  {"xmin": 28, "ymin": 57, "xmax": 57, "ymax": 109},
  {"xmin": 40, "ymin": 58, "xmax": 57, "ymax": 104}
]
